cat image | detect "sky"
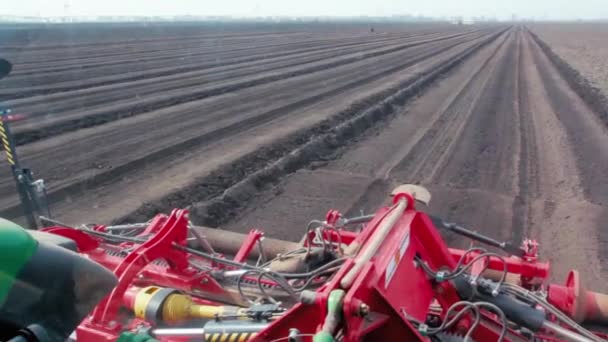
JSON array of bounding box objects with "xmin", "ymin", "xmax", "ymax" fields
[{"xmin": 3, "ymin": 0, "xmax": 608, "ymax": 21}]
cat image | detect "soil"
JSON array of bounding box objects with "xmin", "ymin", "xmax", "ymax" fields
[
  {"xmin": 1, "ymin": 22, "xmax": 607, "ymax": 292},
  {"xmin": 530, "ymin": 23, "xmax": 608, "ymax": 101},
  {"xmin": 224, "ymin": 27, "xmax": 608, "ymax": 292},
  {"xmin": 0, "ymin": 22, "xmax": 501, "ymax": 224}
]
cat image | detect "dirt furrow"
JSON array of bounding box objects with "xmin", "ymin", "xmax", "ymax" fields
[
  {"xmin": 0, "ymin": 27, "xmax": 507, "ymax": 226},
  {"xmin": 510, "ymin": 28, "xmax": 537, "ymax": 245},
  {"xmin": 2, "ymin": 30, "xmax": 475, "ymax": 100},
  {"xmin": 220, "ymin": 26, "xmax": 608, "ymax": 294},
  {"xmin": 522, "ymin": 30, "xmax": 608, "ymax": 288},
  {"xmin": 2, "ymin": 30, "xmax": 496, "ymax": 208},
  {"xmin": 2, "ymin": 30, "xmax": 460, "ymax": 93},
  {"xmin": 0, "ymin": 27, "xmax": 307, "ymax": 51},
  {"xmin": 8, "ymin": 30, "xmax": 489, "ymax": 146},
  {"xmin": 9, "ymin": 33, "xmax": 319, "ymax": 68},
  {"xmin": 8, "ymin": 31, "xmax": 431, "ymax": 75},
  {"xmin": 527, "ymin": 30, "xmax": 608, "ymax": 130},
  {"xmin": 3, "ymin": 22, "xmax": 607, "ymax": 298},
  {"xmin": 219, "ymin": 28, "xmax": 512, "ymax": 240},
  {"xmin": 4, "ymin": 31, "xmax": 470, "ymax": 118},
  {"xmin": 4, "ymin": 31, "xmax": 421, "ymax": 81},
  {"xmin": 389, "ymin": 32, "xmax": 512, "ymax": 185}
]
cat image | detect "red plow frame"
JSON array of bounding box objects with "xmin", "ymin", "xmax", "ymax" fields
[{"xmin": 44, "ymin": 186, "xmax": 608, "ymax": 342}]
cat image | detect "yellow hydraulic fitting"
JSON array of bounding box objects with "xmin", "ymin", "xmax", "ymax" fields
[{"xmin": 133, "ymin": 286, "xmax": 247, "ymax": 324}]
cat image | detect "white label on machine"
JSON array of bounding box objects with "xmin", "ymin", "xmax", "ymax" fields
[{"xmin": 385, "ymin": 230, "xmax": 410, "ymax": 288}]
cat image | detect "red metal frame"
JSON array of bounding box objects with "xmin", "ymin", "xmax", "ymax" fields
[
  {"xmin": 65, "ymin": 210, "xmax": 237, "ymax": 341},
  {"xmin": 259, "ymin": 204, "xmax": 527, "ymax": 342},
  {"xmin": 548, "ymin": 270, "xmax": 608, "ymax": 327},
  {"xmin": 448, "ymin": 248, "xmax": 550, "ymax": 285},
  {"xmin": 233, "ymin": 229, "xmax": 263, "ymax": 263},
  {"xmin": 45, "ymin": 191, "xmax": 608, "ymax": 342}
]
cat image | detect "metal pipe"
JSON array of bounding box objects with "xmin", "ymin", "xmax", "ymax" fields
[
  {"xmin": 543, "ymin": 321, "xmax": 596, "ymax": 342},
  {"xmin": 189, "ymin": 225, "xmax": 216, "ymax": 254},
  {"xmin": 430, "ymin": 215, "xmax": 525, "ymax": 257},
  {"xmin": 340, "ymin": 199, "xmax": 407, "ymax": 289},
  {"xmin": 151, "ymin": 328, "xmax": 205, "ymax": 336},
  {"xmin": 189, "ymin": 226, "xmax": 300, "ymax": 260},
  {"xmin": 222, "ymin": 270, "xmax": 249, "ymax": 277},
  {"xmin": 481, "ymin": 269, "xmax": 521, "ymax": 285},
  {"xmin": 104, "ymin": 223, "xmax": 149, "ymax": 231},
  {"xmin": 342, "ymin": 214, "xmax": 375, "ymax": 225}
]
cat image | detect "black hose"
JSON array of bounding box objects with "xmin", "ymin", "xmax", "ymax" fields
[{"xmin": 452, "ymin": 276, "xmax": 545, "ymax": 332}]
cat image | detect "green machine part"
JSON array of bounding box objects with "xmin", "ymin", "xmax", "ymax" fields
[
  {"xmin": 0, "ymin": 218, "xmax": 37, "ymax": 304},
  {"xmin": 314, "ymin": 289, "xmax": 346, "ymax": 342},
  {"xmin": 118, "ymin": 332, "xmax": 160, "ymax": 342},
  {"xmin": 0, "ymin": 217, "xmax": 117, "ymax": 340}
]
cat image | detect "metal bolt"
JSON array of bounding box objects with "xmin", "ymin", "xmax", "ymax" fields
[
  {"xmin": 288, "ymin": 328, "xmax": 302, "ymax": 342},
  {"xmin": 358, "ymin": 303, "xmax": 370, "ymax": 317},
  {"xmin": 299, "ymin": 290, "xmax": 317, "ymax": 305}
]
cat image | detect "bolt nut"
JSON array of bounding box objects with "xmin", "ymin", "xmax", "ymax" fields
[
  {"xmin": 288, "ymin": 328, "xmax": 302, "ymax": 342},
  {"xmin": 435, "ymin": 271, "xmax": 447, "ymax": 282},
  {"xmin": 299, "ymin": 290, "xmax": 317, "ymax": 305},
  {"xmin": 358, "ymin": 303, "xmax": 370, "ymax": 317}
]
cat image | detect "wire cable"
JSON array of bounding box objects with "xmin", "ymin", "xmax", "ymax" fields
[
  {"xmin": 426, "ymin": 301, "xmax": 480, "ymax": 338},
  {"xmin": 236, "ymin": 269, "xmax": 299, "ymax": 304},
  {"xmin": 291, "ymin": 266, "xmax": 342, "ymax": 291},
  {"xmin": 415, "ymin": 251, "xmax": 508, "ymax": 294},
  {"xmin": 277, "ymin": 257, "xmax": 346, "ymax": 279},
  {"xmin": 52, "ymin": 217, "xmax": 344, "ymax": 302},
  {"xmin": 501, "ymin": 283, "xmax": 604, "ymax": 342},
  {"xmin": 260, "ymin": 248, "xmax": 308, "ymax": 268},
  {"xmin": 416, "ymin": 301, "xmax": 508, "ymax": 341},
  {"xmin": 79, "ymin": 225, "xmax": 265, "ymax": 270},
  {"xmin": 304, "ymin": 220, "xmax": 328, "ymax": 259},
  {"xmin": 474, "ymin": 302, "xmax": 508, "ymax": 342},
  {"xmin": 453, "ymin": 247, "xmax": 488, "ymax": 270}
]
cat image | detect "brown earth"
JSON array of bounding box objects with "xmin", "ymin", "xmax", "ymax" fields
[
  {"xmin": 1, "ymin": 23, "xmax": 607, "ymax": 293},
  {"xmin": 0, "ymin": 22, "xmax": 503, "ymax": 224},
  {"xmin": 224, "ymin": 27, "xmax": 608, "ymax": 292},
  {"xmin": 530, "ymin": 23, "xmax": 608, "ymax": 99}
]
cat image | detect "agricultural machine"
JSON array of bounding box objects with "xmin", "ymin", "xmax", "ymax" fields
[
  {"xmin": 3, "ymin": 184, "xmax": 608, "ymax": 342},
  {"xmin": 1, "ymin": 59, "xmax": 608, "ymax": 342}
]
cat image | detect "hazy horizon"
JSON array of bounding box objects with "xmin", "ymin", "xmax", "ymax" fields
[{"xmin": 4, "ymin": 0, "xmax": 608, "ymax": 21}]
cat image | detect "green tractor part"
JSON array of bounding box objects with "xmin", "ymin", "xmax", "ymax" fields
[
  {"xmin": 313, "ymin": 289, "xmax": 346, "ymax": 342},
  {"xmin": 0, "ymin": 218, "xmax": 117, "ymax": 340}
]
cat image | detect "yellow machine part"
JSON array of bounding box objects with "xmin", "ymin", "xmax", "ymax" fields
[
  {"xmin": 133, "ymin": 286, "xmax": 247, "ymax": 324},
  {"xmin": 204, "ymin": 332, "xmax": 258, "ymax": 342}
]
